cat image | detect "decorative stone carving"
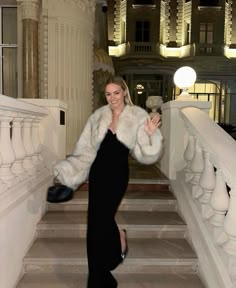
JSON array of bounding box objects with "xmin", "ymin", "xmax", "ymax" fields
[
  {"xmin": 145, "ymin": 96, "xmax": 163, "ymax": 118},
  {"xmin": 17, "ymin": 0, "xmax": 39, "ymax": 21}
]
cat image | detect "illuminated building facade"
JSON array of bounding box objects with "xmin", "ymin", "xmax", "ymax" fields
[{"xmin": 107, "ymin": 0, "xmax": 236, "ymax": 124}]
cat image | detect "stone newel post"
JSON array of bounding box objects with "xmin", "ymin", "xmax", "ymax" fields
[{"xmin": 160, "ymin": 100, "xmax": 211, "ymax": 179}]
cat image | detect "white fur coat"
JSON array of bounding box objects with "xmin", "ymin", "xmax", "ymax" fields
[{"xmin": 54, "ymin": 104, "xmax": 163, "ymax": 190}]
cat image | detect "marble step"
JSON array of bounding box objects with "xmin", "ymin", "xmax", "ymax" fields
[
  {"xmin": 78, "ymin": 181, "xmax": 170, "ymax": 191},
  {"xmin": 23, "ymin": 238, "xmax": 199, "ymax": 274},
  {"xmin": 37, "ymin": 210, "xmax": 186, "ymax": 238},
  {"xmin": 47, "ymin": 189, "xmax": 176, "ymax": 212},
  {"xmin": 17, "ymin": 272, "xmax": 205, "ymax": 288}
]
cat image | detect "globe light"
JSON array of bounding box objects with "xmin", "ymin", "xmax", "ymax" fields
[{"xmin": 173, "ymin": 66, "xmax": 197, "ymax": 101}]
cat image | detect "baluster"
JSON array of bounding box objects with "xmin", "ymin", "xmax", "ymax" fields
[
  {"xmin": 0, "ymin": 152, "xmax": 8, "ymax": 194},
  {"xmin": 190, "ymin": 138, "xmax": 204, "ymax": 199},
  {"xmin": 0, "ymin": 115, "xmax": 18, "ymax": 187},
  {"xmin": 199, "ymin": 151, "xmax": 215, "ymax": 203},
  {"xmin": 183, "ymin": 133, "xmax": 194, "ymax": 183},
  {"xmin": 199, "ymin": 151, "xmax": 215, "ymax": 219},
  {"xmin": 22, "ymin": 117, "xmax": 35, "ymax": 175},
  {"xmin": 223, "ymin": 188, "xmax": 236, "ymax": 255},
  {"xmin": 31, "ymin": 116, "xmax": 44, "ymax": 171},
  {"xmin": 11, "ymin": 116, "xmax": 28, "ymax": 180},
  {"xmin": 210, "ymin": 169, "xmax": 229, "ymax": 227}
]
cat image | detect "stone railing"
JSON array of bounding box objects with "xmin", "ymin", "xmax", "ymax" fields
[
  {"xmin": 181, "ymin": 106, "xmax": 236, "ymax": 254},
  {"xmin": 160, "ymin": 100, "xmax": 236, "ymax": 287},
  {"xmin": 0, "ymin": 95, "xmax": 58, "ymax": 288},
  {"xmin": 173, "ymin": 106, "xmax": 236, "ymax": 288},
  {"xmin": 127, "ymin": 41, "xmax": 158, "ymax": 55},
  {"xmin": 0, "ymin": 95, "xmax": 49, "ymax": 198}
]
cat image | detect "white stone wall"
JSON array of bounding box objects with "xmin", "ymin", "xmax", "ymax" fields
[{"xmin": 40, "ymin": 0, "xmax": 96, "ymax": 154}]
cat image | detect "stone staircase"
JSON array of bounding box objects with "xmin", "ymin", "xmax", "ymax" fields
[{"xmin": 17, "ymin": 162, "xmax": 205, "ymax": 288}]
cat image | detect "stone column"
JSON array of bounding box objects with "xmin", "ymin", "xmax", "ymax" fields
[{"xmin": 17, "ymin": 0, "xmax": 39, "ymax": 98}]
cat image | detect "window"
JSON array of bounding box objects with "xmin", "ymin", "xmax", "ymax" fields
[
  {"xmin": 200, "ymin": 23, "xmax": 213, "ymax": 54},
  {"xmin": 185, "ymin": 22, "xmax": 191, "ymax": 44},
  {"xmin": 200, "ymin": 23, "xmax": 213, "ymax": 44},
  {"xmin": 0, "ymin": 6, "xmax": 17, "ymax": 98},
  {"xmin": 121, "ymin": 20, "xmax": 126, "ymax": 43},
  {"xmin": 135, "ymin": 21, "xmax": 150, "ymax": 42}
]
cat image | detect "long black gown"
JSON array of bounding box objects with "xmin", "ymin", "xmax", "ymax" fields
[{"xmin": 87, "ymin": 129, "xmax": 129, "ymax": 288}]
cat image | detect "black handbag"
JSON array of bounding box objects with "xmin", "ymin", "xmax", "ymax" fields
[{"xmin": 47, "ymin": 181, "xmax": 74, "ymax": 203}]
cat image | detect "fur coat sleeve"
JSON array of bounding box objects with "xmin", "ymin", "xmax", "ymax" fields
[
  {"xmin": 54, "ymin": 104, "xmax": 163, "ymax": 190},
  {"xmin": 54, "ymin": 115, "xmax": 97, "ymax": 190},
  {"xmin": 127, "ymin": 106, "xmax": 163, "ymax": 164}
]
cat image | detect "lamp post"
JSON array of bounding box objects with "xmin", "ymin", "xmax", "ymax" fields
[{"xmin": 173, "ymin": 66, "xmax": 197, "ymax": 101}]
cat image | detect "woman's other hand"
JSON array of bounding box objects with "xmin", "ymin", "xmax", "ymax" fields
[{"xmin": 144, "ymin": 114, "xmax": 161, "ymax": 136}]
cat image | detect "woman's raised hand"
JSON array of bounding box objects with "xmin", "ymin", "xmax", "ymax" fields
[{"xmin": 144, "ymin": 114, "xmax": 161, "ymax": 136}]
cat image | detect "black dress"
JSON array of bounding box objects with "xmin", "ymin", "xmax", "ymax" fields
[{"xmin": 87, "ymin": 129, "xmax": 129, "ymax": 288}]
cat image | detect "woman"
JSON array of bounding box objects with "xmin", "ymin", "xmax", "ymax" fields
[{"xmin": 54, "ymin": 76, "xmax": 163, "ymax": 287}]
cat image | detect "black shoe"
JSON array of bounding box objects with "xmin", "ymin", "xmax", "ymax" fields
[{"xmin": 121, "ymin": 229, "xmax": 128, "ymax": 261}]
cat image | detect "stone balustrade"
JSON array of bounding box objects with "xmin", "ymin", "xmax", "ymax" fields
[
  {"xmin": 1, "ymin": 93, "xmax": 236, "ymax": 287},
  {"xmin": 0, "ymin": 94, "xmax": 49, "ymax": 199},
  {"xmin": 0, "ymin": 95, "xmax": 69, "ymax": 288},
  {"xmin": 180, "ymin": 106, "xmax": 236, "ymax": 285}
]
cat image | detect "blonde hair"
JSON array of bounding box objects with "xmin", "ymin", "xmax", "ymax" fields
[{"xmin": 105, "ymin": 75, "xmax": 133, "ymax": 106}]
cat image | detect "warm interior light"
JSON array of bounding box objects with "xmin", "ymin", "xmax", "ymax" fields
[
  {"xmin": 173, "ymin": 66, "xmax": 197, "ymax": 101},
  {"xmin": 136, "ymin": 84, "xmax": 144, "ymax": 95}
]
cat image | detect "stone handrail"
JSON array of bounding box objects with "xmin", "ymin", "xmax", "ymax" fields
[
  {"xmin": 0, "ymin": 94, "xmax": 49, "ymax": 205},
  {"xmin": 0, "ymin": 95, "xmax": 68, "ymax": 288},
  {"xmin": 179, "ymin": 106, "xmax": 236, "ymax": 286}
]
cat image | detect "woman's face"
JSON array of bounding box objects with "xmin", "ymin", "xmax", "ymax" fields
[{"xmin": 105, "ymin": 83, "xmax": 126, "ymax": 111}]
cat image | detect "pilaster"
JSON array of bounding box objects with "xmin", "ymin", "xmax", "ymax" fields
[
  {"xmin": 17, "ymin": 0, "xmax": 39, "ymax": 98},
  {"xmin": 41, "ymin": 0, "xmax": 96, "ymax": 154},
  {"xmin": 167, "ymin": 0, "xmax": 177, "ymax": 47}
]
